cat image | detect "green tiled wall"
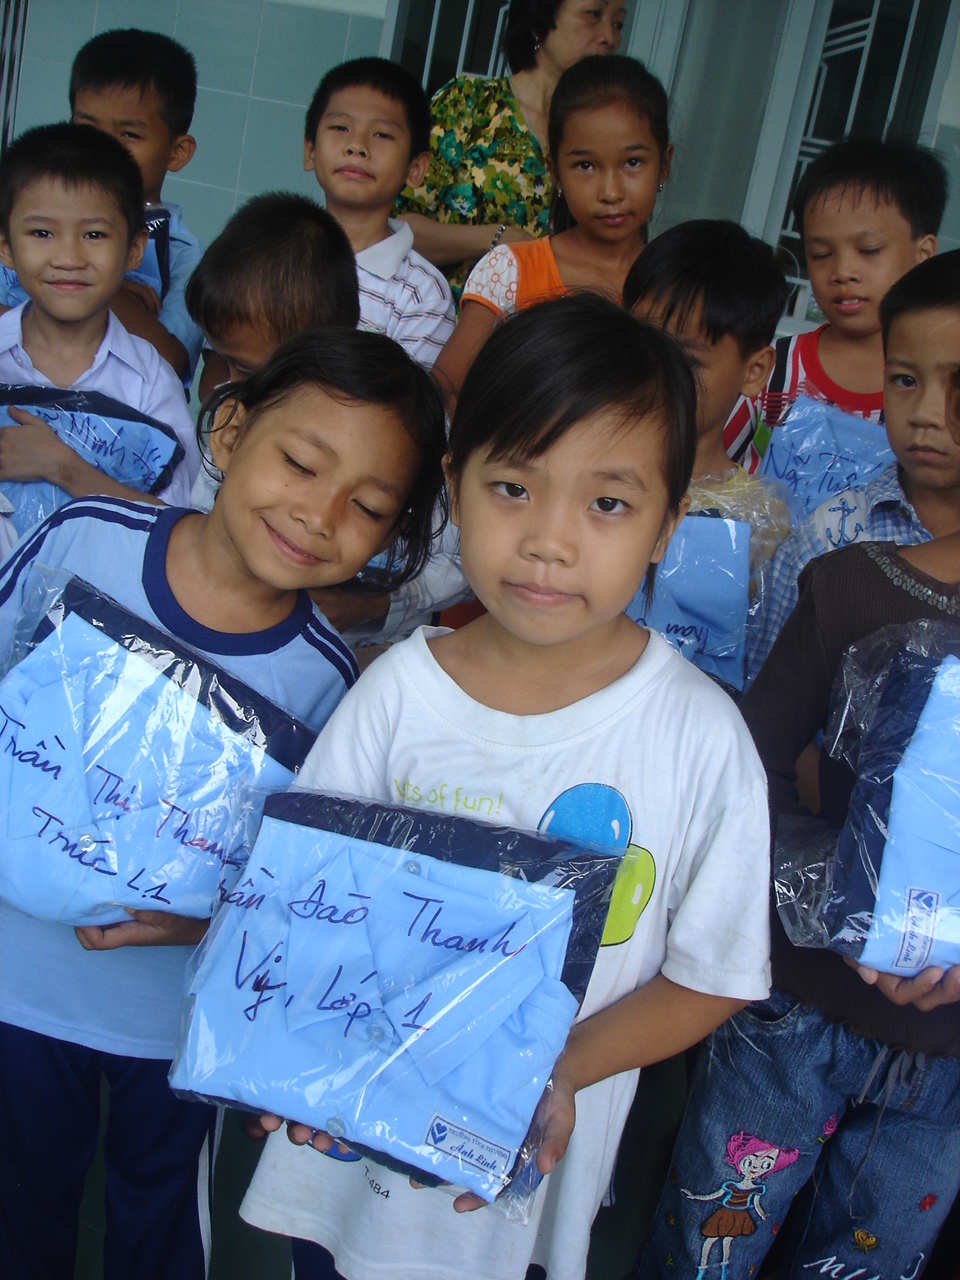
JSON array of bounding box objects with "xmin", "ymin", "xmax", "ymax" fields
[{"xmin": 13, "ymin": 0, "xmax": 386, "ymax": 253}]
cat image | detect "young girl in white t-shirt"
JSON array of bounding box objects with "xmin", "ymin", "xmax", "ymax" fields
[{"xmin": 241, "ymin": 294, "xmax": 773, "ymax": 1280}]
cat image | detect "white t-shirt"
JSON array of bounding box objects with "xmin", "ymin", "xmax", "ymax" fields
[{"xmin": 241, "ymin": 627, "xmax": 771, "ymax": 1280}]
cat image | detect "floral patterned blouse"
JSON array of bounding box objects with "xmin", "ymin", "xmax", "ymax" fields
[{"xmin": 395, "ymin": 74, "xmax": 554, "ymax": 302}]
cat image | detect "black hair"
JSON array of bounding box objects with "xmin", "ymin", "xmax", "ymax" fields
[
  {"xmin": 879, "ymin": 248, "xmax": 960, "ymax": 353},
  {"xmin": 623, "ymin": 220, "xmax": 789, "ymax": 356},
  {"xmin": 304, "ymin": 57, "xmax": 431, "ymax": 158},
  {"xmin": 0, "ymin": 122, "xmax": 144, "ymax": 243},
  {"xmin": 791, "ymin": 138, "xmax": 947, "ymax": 241},
  {"xmin": 502, "ymin": 0, "xmax": 566, "ymax": 72},
  {"xmin": 70, "ymin": 28, "xmax": 197, "ymax": 137},
  {"xmin": 448, "ymin": 293, "xmax": 696, "ymax": 607},
  {"xmin": 548, "ymin": 55, "xmax": 669, "ymax": 233},
  {"xmin": 200, "ymin": 328, "xmax": 448, "ymax": 588},
  {"xmin": 186, "ymin": 192, "xmax": 359, "ymax": 343}
]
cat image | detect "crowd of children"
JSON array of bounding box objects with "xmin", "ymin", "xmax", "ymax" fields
[{"xmin": 0, "ymin": 18, "xmax": 957, "ymax": 1280}]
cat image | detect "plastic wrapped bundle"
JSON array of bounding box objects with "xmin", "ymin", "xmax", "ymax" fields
[
  {"xmin": 126, "ymin": 204, "xmax": 172, "ymax": 301},
  {"xmin": 0, "ymin": 574, "xmax": 313, "ymax": 924},
  {"xmin": 170, "ymin": 792, "xmax": 623, "ymax": 1208},
  {"xmin": 627, "ymin": 473, "xmax": 793, "ymax": 693},
  {"xmin": 758, "ymin": 394, "xmax": 894, "ymax": 517},
  {"xmin": 628, "ymin": 512, "xmax": 751, "ymax": 692},
  {"xmin": 0, "ymin": 385, "xmax": 185, "ymax": 534},
  {"xmin": 774, "ymin": 619, "xmax": 960, "ymax": 971}
]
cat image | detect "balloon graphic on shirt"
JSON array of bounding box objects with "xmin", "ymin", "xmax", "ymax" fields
[
  {"xmin": 539, "ymin": 784, "xmax": 630, "ymax": 849},
  {"xmin": 538, "ymin": 784, "xmax": 656, "ymax": 946}
]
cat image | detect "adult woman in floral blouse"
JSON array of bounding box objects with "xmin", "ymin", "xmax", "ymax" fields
[{"xmin": 396, "ymin": 0, "xmax": 625, "ymax": 300}]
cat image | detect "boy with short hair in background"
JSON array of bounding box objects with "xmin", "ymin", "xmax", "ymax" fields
[
  {"xmin": 303, "ymin": 57, "xmax": 455, "ymax": 368},
  {"xmin": 186, "ymin": 191, "xmax": 360, "ymax": 508},
  {"xmin": 187, "ymin": 191, "xmax": 360, "ymax": 402},
  {"xmin": 0, "ymin": 28, "xmax": 204, "ymax": 385},
  {"xmin": 750, "ymin": 249, "xmax": 960, "ymax": 678},
  {"xmin": 623, "ymin": 220, "xmax": 794, "ymax": 689},
  {"xmin": 0, "ymin": 122, "xmax": 199, "ymax": 508},
  {"xmin": 724, "ymin": 139, "xmax": 946, "ymax": 470},
  {"xmin": 302, "ymin": 58, "xmax": 466, "ymax": 639},
  {"xmin": 69, "ymin": 28, "xmax": 204, "ymax": 384},
  {"xmin": 625, "ymin": 219, "xmax": 790, "ymax": 531}
]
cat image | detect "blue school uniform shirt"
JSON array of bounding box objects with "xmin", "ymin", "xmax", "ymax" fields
[
  {"xmin": 152, "ymin": 204, "xmax": 204, "ymax": 385},
  {"xmin": 757, "ymin": 394, "xmax": 895, "ymax": 518},
  {"xmin": 0, "ymin": 496, "xmax": 358, "ymax": 1058},
  {"xmin": 173, "ymin": 805, "xmax": 587, "ymax": 1201},
  {"xmin": 0, "ymin": 303, "xmax": 200, "ymax": 505},
  {"xmin": 0, "ymin": 202, "xmax": 203, "ymax": 386},
  {"xmin": 0, "ymin": 385, "xmax": 186, "ymax": 535},
  {"xmin": 826, "ymin": 638, "xmax": 960, "ymax": 973},
  {"xmin": 0, "ymin": 594, "xmax": 315, "ymax": 926},
  {"xmin": 626, "ymin": 513, "xmax": 751, "ymax": 692}
]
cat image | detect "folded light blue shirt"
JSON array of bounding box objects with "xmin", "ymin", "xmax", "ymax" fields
[
  {"xmin": 628, "ymin": 512, "xmax": 751, "ymax": 691},
  {"xmin": 0, "ymin": 500, "xmax": 356, "ymax": 1059},
  {"xmin": 171, "ymin": 797, "xmax": 624, "ymax": 1201},
  {"xmin": 837, "ymin": 651, "xmax": 960, "ymax": 973},
  {"xmin": 758, "ymin": 394, "xmax": 895, "ymax": 518},
  {"xmin": 781, "ymin": 630, "xmax": 960, "ymax": 972},
  {"xmin": 0, "ymin": 384, "xmax": 184, "ymax": 534},
  {"xmin": 0, "ymin": 601, "xmax": 299, "ymax": 924}
]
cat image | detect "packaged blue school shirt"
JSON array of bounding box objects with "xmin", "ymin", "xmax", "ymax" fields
[
  {"xmin": 774, "ymin": 620, "xmax": 960, "ymax": 972},
  {"xmin": 0, "ymin": 575, "xmax": 312, "ymax": 925},
  {"xmin": 0, "ymin": 385, "xmax": 185, "ymax": 534},
  {"xmin": 758, "ymin": 395, "xmax": 894, "ymax": 518},
  {"xmin": 627, "ymin": 511, "xmax": 751, "ymax": 691},
  {"xmin": 171, "ymin": 792, "xmax": 622, "ymax": 1203}
]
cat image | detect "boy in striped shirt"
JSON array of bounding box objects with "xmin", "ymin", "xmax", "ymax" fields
[{"xmin": 303, "ymin": 58, "xmax": 455, "ymax": 370}]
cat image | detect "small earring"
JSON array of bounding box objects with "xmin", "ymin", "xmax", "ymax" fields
[
  {"xmin": 657, "ymin": 182, "xmax": 664, "ymax": 192},
  {"xmin": 534, "ymin": 35, "xmax": 541, "ymax": 52}
]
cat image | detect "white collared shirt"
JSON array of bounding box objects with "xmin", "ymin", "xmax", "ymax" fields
[
  {"xmin": 355, "ymin": 219, "xmax": 455, "ymax": 369},
  {"xmin": 0, "ymin": 302, "xmax": 200, "ymax": 506}
]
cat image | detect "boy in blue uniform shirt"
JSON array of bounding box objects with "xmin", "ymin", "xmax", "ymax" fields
[
  {"xmin": 0, "ymin": 123, "xmax": 199, "ymax": 509},
  {"xmin": 70, "ymin": 29, "xmax": 203, "ymax": 385},
  {"xmin": 0, "ymin": 29, "xmax": 204, "ymax": 385}
]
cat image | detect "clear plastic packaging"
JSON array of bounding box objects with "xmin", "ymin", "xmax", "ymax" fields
[
  {"xmin": 629, "ymin": 513, "xmax": 750, "ymax": 691},
  {"xmin": 170, "ymin": 791, "xmax": 624, "ymax": 1215},
  {"xmin": 0, "ymin": 571, "xmax": 314, "ymax": 925},
  {"xmin": 627, "ymin": 471, "xmax": 793, "ymax": 693},
  {"xmin": 757, "ymin": 394, "xmax": 894, "ymax": 518},
  {"xmin": 774, "ymin": 619, "xmax": 960, "ymax": 970},
  {"xmin": 0, "ymin": 385, "xmax": 185, "ymax": 534},
  {"xmin": 127, "ymin": 204, "xmax": 172, "ymax": 302}
]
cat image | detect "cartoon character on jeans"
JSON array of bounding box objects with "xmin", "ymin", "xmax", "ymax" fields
[{"xmin": 681, "ymin": 1130, "xmax": 799, "ymax": 1277}]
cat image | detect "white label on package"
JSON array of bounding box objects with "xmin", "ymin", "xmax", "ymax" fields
[
  {"xmin": 894, "ymin": 886, "xmax": 939, "ymax": 971},
  {"xmin": 424, "ymin": 1114, "xmax": 513, "ymax": 1179}
]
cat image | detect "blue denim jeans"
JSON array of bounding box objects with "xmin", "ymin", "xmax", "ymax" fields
[{"xmin": 636, "ymin": 989, "xmax": 960, "ymax": 1280}]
